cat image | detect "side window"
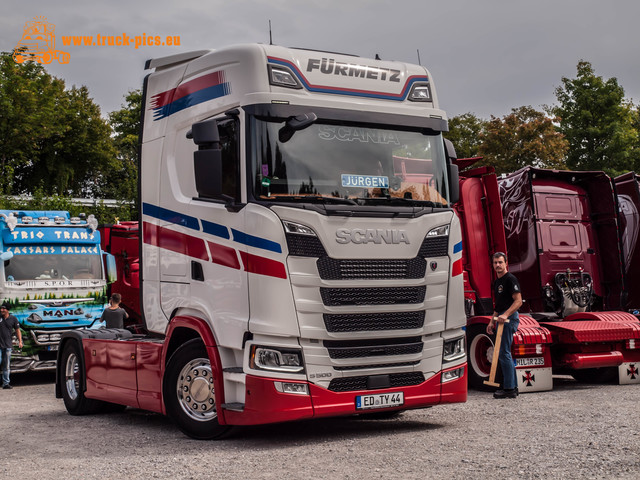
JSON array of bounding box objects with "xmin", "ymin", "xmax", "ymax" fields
[{"xmin": 218, "ymin": 119, "xmax": 239, "ymax": 200}]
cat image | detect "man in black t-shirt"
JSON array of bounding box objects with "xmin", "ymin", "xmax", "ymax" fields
[
  {"xmin": 100, "ymin": 293, "xmax": 129, "ymax": 329},
  {"xmin": 0, "ymin": 303, "xmax": 23, "ymax": 389},
  {"xmin": 486, "ymin": 252, "xmax": 522, "ymax": 399}
]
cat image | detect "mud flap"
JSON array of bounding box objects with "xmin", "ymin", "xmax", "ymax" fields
[
  {"xmin": 618, "ymin": 362, "xmax": 640, "ymax": 384},
  {"xmin": 516, "ymin": 367, "xmax": 553, "ymax": 392}
]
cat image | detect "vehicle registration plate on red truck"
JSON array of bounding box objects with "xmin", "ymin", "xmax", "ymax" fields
[
  {"xmin": 516, "ymin": 357, "xmax": 544, "ymax": 366},
  {"xmin": 355, "ymin": 392, "xmax": 404, "ymax": 410}
]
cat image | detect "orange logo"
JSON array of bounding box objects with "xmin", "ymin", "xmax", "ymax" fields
[{"xmin": 13, "ymin": 16, "xmax": 70, "ymax": 65}]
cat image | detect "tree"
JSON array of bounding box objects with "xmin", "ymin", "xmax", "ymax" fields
[
  {"xmin": 478, "ymin": 106, "xmax": 568, "ymax": 175},
  {"xmin": 446, "ymin": 113, "xmax": 487, "ymax": 159},
  {"xmin": 552, "ymin": 60, "xmax": 639, "ymax": 176},
  {"xmin": 0, "ymin": 51, "xmax": 116, "ymax": 196},
  {"xmin": 106, "ymin": 89, "xmax": 141, "ymax": 203},
  {"xmin": 0, "ymin": 52, "xmax": 65, "ymax": 194}
]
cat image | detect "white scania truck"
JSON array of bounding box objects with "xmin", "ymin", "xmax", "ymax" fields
[{"xmin": 56, "ymin": 44, "xmax": 467, "ymax": 439}]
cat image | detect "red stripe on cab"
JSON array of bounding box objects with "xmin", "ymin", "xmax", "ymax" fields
[{"xmin": 239, "ymin": 251, "xmax": 287, "ymax": 279}]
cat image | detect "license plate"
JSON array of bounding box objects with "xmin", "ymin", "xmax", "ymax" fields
[
  {"xmin": 516, "ymin": 356, "xmax": 544, "ymax": 366},
  {"xmin": 355, "ymin": 392, "xmax": 404, "ymax": 410},
  {"xmin": 47, "ymin": 345, "xmax": 59, "ymax": 352}
]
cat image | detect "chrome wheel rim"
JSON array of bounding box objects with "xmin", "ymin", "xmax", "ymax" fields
[
  {"xmin": 64, "ymin": 353, "xmax": 80, "ymax": 400},
  {"xmin": 176, "ymin": 358, "xmax": 217, "ymax": 422}
]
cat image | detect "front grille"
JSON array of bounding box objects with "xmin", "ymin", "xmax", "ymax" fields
[
  {"xmin": 323, "ymin": 311, "xmax": 425, "ymax": 332},
  {"xmin": 325, "ymin": 337, "xmax": 423, "ymax": 359},
  {"xmin": 418, "ymin": 236, "xmax": 449, "ymax": 257},
  {"xmin": 328, "ymin": 372, "xmax": 426, "ymax": 392},
  {"xmin": 286, "ymin": 233, "xmax": 327, "ymax": 257},
  {"xmin": 334, "ymin": 361, "xmax": 420, "ymax": 371},
  {"xmin": 320, "ymin": 286, "xmax": 426, "ymax": 306},
  {"xmin": 317, "ymin": 257, "xmax": 426, "ymax": 280}
]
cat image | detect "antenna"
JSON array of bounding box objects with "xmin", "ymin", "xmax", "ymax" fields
[
  {"xmin": 269, "ymin": 20, "xmax": 273, "ymax": 45},
  {"xmin": 416, "ymin": 49, "xmax": 422, "ymax": 66}
]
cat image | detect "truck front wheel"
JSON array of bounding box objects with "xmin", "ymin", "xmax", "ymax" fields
[
  {"xmin": 60, "ymin": 340, "xmax": 102, "ymax": 415},
  {"xmin": 163, "ymin": 339, "xmax": 231, "ymax": 440},
  {"xmin": 467, "ymin": 324, "xmax": 495, "ymax": 390}
]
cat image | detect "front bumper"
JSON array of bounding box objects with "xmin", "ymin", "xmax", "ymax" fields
[{"xmin": 220, "ymin": 363, "xmax": 467, "ymax": 426}]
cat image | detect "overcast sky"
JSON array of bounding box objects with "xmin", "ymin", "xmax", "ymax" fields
[{"xmin": 2, "ymin": 0, "xmax": 639, "ymax": 120}]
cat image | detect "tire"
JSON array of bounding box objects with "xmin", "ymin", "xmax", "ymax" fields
[
  {"xmin": 163, "ymin": 339, "xmax": 231, "ymax": 440},
  {"xmin": 59, "ymin": 340, "xmax": 102, "ymax": 415},
  {"xmin": 571, "ymin": 367, "xmax": 617, "ymax": 384},
  {"xmin": 467, "ymin": 324, "xmax": 496, "ymax": 391}
]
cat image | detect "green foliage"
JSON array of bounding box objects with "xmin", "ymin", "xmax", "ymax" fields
[
  {"xmin": 106, "ymin": 89, "xmax": 141, "ymax": 203},
  {"xmin": 447, "ymin": 113, "xmax": 487, "ymax": 159},
  {"xmin": 1, "ymin": 51, "xmax": 118, "ymax": 197},
  {"xmin": 551, "ymin": 60, "xmax": 639, "ymax": 176},
  {"xmin": 478, "ymin": 106, "xmax": 568, "ymax": 175},
  {"xmin": 0, "ymin": 187, "xmax": 136, "ymax": 223}
]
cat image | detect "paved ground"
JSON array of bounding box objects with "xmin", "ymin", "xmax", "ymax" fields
[{"xmin": 1, "ymin": 372, "xmax": 638, "ymax": 479}]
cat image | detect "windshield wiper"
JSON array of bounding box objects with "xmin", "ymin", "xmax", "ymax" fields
[
  {"xmin": 266, "ymin": 195, "xmax": 358, "ymax": 205},
  {"xmin": 354, "ymin": 197, "xmax": 443, "ymax": 208}
]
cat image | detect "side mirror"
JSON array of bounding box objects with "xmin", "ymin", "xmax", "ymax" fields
[
  {"xmin": 279, "ymin": 112, "xmax": 317, "ymax": 143},
  {"xmin": 189, "ymin": 118, "xmax": 223, "ymax": 199},
  {"xmin": 443, "ymin": 138, "xmax": 459, "ymax": 204},
  {"xmin": 104, "ymin": 253, "xmax": 117, "ymax": 284},
  {"xmin": 447, "ymin": 163, "xmax": 460, "ymax": 205}
]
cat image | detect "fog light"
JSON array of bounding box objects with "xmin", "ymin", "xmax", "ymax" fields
[
  {"xmin": 274, "ymin": 382, "xmax": 309, "ymax": 395},
  {"xmin": 408, "ymin": 83, "xmax": 432, "ymax": 102},
  {"xmin": 268, "ymin": 65, "xmax": 302, "ymax": 89},
  {"xmin": 442, "ymin": 367, "xmax": 464, "ymax": 383}
]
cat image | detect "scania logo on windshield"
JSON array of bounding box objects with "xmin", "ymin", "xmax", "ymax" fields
[{"xmin": 335, "ymin": 228, "xmax": 410, "ymax": 245}]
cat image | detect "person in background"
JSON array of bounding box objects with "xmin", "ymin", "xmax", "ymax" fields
[
  {"xmin": 100, "ymin": 293, "xmax": 129, "ymax": 329},
  {"xmin": 0, "ymin": 303, "xmax": 23, "ymax": 389},
  {"xmin": 486, "ymin": 252, "xmax": 523, "ymax": 399}
]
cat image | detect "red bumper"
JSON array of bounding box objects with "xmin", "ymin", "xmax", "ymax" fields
[{"xmin": 221, "ymin": 364, "xmax": 467, "ymax": 426}]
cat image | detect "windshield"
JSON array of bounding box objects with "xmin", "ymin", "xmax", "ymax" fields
[
  {"xmin": 4, "ymin": 252, "xmax": 103, "ymax": 282},
  {"xmin": 250, "ymin": 117, "xmax": 450, "ymax": 206}
]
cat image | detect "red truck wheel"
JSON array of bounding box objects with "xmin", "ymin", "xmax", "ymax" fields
[
  {"xmin": 59, "ymin": 341, "xmax": 102, "ymax": 415},
  {"xmin": 467, "ymin": 324, "xmax": 495, "ymax": 390},
  {"xmin": 163, "ymin": 339, "xmax": 231, "ymax": 440}
]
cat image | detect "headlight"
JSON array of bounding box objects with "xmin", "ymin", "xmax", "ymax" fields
[
  {"xmin": 443, "ymin": 336, "xmax": 466, "ymax": 362},
  {"xmin": 427, "ymin": 225, "xmax": 450, "ymax": 237},
  {"xmin": 27, "ymin": 313, "xmax": 43, "ymax": 324},
  {"xmin": 250, "ymin": 345, "xmax": 305, "ymax": 373},
  {"xmin": 282, "ymin": 220, "xmax": 317, "ymax": 236}
]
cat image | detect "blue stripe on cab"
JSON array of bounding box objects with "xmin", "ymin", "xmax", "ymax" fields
[
  {"xmin": 453, "ymin": 241, "xmax": 463, "ymax": 254},
  {"xmin": 202, "ymin": 219, "xmax": 229, "ymax": 239},
  {"xmin": 142, "ymin": 203, "xmax": 199, "ymax": 230},
  {"xmin": 231, "ymin": 229, "xmax": 282, "ymax": 254},
  {"xmin": 153, "ymin": 83, "xmax": 231, "ymax": 120}
]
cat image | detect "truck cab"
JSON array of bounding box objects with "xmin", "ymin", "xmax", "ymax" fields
[
  {"xmin": 0, "ymin": 210, "xmax": 109, "ymax": 371},
  {"xmin": 57, "ymin": 44, "xmax": 467, "ymax": 439}
]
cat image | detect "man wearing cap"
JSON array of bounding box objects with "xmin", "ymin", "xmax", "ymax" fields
[{"xmin": 0, "ymin": 303, "xmax": 23, "ymax": 389}]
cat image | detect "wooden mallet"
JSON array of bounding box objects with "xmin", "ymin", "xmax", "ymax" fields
[{"xmin": 484, "ymin": 316, "xmax": 510, "ymax": 387}]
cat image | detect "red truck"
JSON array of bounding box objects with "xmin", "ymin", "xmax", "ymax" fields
[{"xmin": 457, "ymin": 163, "xmax": 640, "ymax": 391}]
